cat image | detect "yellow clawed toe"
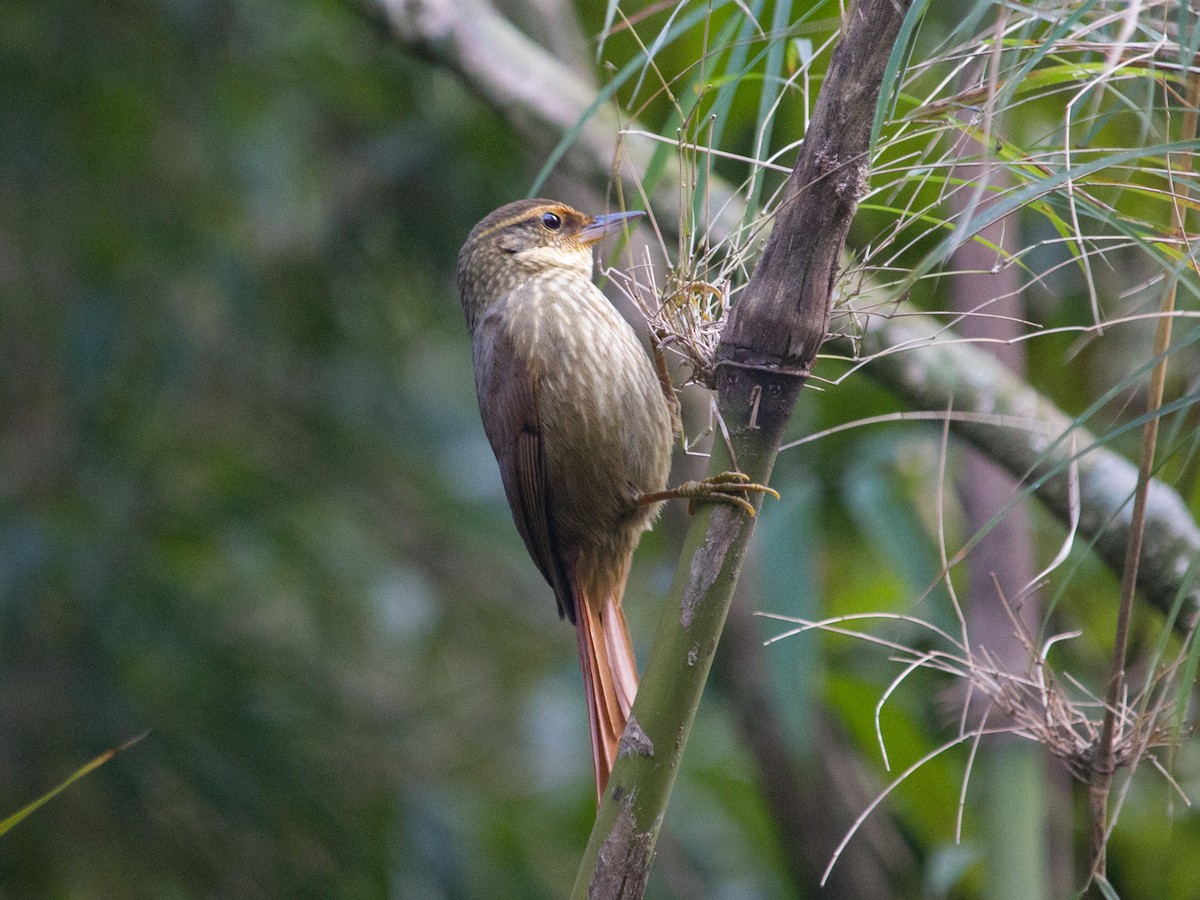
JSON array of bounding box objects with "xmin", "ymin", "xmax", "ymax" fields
[{"xmin": 639, "ymin": 472, "xmax": 779, "ymax": 517}]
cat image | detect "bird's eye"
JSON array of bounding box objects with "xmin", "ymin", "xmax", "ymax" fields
[{"xmin": 541, "ymin": 212, "xmax": 562, "ymax": 230}]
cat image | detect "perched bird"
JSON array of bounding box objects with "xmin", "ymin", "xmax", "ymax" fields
[{"xmin": 457, "ymin": 199, "xmax": 771, "ymax": 800}]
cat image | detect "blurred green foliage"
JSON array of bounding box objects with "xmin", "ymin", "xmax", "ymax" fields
[
  {"xmin": 2, "ymin": 1, "xmax": 1199, "ymax": 898},
  {"xmin": 0, "ymin": 0, "xmax": 554, "ymax": 895}
]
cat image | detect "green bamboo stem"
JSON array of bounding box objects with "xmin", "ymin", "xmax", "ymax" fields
[{"xmin": 570, "ymin": 371, "xmax": 801, "ymax": 899}]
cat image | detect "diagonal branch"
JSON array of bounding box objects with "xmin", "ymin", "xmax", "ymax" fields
[{"xmin": 833, "ymin": 311, "xmax": 1200, "ymax": 631}]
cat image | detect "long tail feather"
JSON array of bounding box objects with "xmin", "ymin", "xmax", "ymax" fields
[{"xmin": 576, "ymin": 592, "xmax": 640, "ymax": 802}]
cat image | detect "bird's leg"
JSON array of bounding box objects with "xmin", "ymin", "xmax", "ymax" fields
[{"xmin": 638, "ymin": 472, "xmax": 779, "ymax": 518}]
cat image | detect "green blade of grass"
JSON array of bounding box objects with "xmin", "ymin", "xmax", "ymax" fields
[
  {"xmin": 529, "ymin": 0, "xmax": 724, "ymax": 196},
  {"xmin": 0, "ymin": 732, "xmax": 148, "ymax": 838},
  {"xmin": 870, "ymin": 0, "xmax": 931, "ymax": 154}
]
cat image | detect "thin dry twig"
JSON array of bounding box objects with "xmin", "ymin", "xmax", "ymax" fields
[{"xmin": 1087, "ymin": 57, "xmax": 1200, "ymax": 879}]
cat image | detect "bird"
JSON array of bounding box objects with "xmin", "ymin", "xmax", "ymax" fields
[{"xmin": 457, "ymin": 199, "xmax": 774, "ymax": 801}]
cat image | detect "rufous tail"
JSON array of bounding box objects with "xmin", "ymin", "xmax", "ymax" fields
[{"xmin": 575, "ymin": 590, "xmax": 639, "ymax": 803}]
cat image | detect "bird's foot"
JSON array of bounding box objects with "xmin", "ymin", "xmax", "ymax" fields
[{"xmin": 638, "ymin": 472, "xmax": 779, "ymax": 517}]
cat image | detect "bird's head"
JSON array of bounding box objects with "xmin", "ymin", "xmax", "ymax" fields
[{"xmin": 457, "ymin": 199, "xmax": 643, "ymax": 326}]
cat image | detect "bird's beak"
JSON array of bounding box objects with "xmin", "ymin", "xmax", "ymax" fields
[{"xmin": 578, "ymin": 210, "xmax": 645, "ymax": 245}]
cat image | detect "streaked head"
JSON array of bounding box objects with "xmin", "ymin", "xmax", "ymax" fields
[{"xmin": 457, "ymin": 199, "xmax": 643, "ymax": 326}]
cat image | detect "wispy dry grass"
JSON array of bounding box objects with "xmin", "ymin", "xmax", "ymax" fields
[
  {"xmin": 760, "ymin": 591, "xmax": 1196, "ymax": 882},
  {"xmin": 760, "ymin": 442, "xmax": 1196, "ymax": 884},
  {"xmin": 603, "ymin": 0, "xmax": 1200, "ymax": 386}
]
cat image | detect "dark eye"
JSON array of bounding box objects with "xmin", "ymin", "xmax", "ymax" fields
[{"xmin": 541, "ymin": 212, "xmax": 562, "ymax": 230}]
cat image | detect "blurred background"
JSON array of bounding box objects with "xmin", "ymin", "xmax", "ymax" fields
[{"xmin": 2, "ymin": 1, "xmax": 1199, "ymax": 897}]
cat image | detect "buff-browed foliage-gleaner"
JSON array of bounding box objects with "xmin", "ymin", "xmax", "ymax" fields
[{"xmin": 456, "ymin": 199, "xmax": 776, "ymax": 801}]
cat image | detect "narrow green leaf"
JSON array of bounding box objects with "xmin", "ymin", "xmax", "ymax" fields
[
  {"xmin": 997, "ymin": 0, "xmax": 1105, "ymax": 110},
  {"xmin": 870, "ymin": 0, "xmax": 930, "ymax": 153},
  {"xmin": 1094, "ymin": 873, "xmax": 1122, "ymax": 900},
  {"xmin": 745, "ymin": 0, "xmax": 793, "ymax": 218},
  {"xmin": 596, "ymin": 0, "xmax": 621, "ymax": 62},
  {"xmin": 899, "ymin": 138, "xmax": 1200, "ymax": 293},
  {"xmin": 530, "ymin": 0, "xmax": 720, "ymax": 195},
  {"xmin": 0, "ymin": 733, "xmax": 148, "ymax": 838}
]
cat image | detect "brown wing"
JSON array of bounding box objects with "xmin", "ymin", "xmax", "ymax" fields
[{"xmin": 473, "ymin": 321, "xmax": 577, "ymax": 623}]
